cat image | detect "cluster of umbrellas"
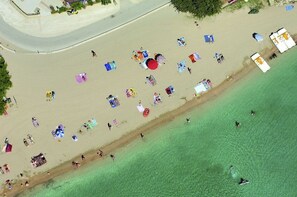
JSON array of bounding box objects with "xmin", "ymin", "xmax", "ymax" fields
[{"xmin": 132, "ymin": 49, "xmax": 165, "ymax": 70}]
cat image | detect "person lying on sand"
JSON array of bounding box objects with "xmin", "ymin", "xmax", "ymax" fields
[
  {"xmin": 97, "ymin": 149, "xmax": 103, "ymax": 157},
  {"xmin": 72, "ymin": 161, "xmax": 80, "ymax": 168}
]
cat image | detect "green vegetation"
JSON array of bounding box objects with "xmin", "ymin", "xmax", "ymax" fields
[
  {"xmin": 87, "ymin": 0, "xmax": 94, "ymax": 6},
  {"xmin": 248, "ymin": 7, "xmax": 259, "ymax": 14},
  {"xmin": 170, "ymin": 0, "xmax": 223, "ymax": 19},
  {"xmin": 58, "ymin": 6, "xmax": 68, "ymax": 13},
  {"xmin": 100, "ymin": 0, "xmax": 112, "ymax": 5},
  {"xmin": 0, "ymin": 56, "xmax": 12, "ymax": 115},
  {"xmin": 71, "ymin": 2, "xmax": 86, "ymax": 10},
  {"xmin": 225, "ymin": 0, "xmax": 264, "ymax": 12},
  {"xmin": 52, "ymin": 0, "xmax": 112, "ymax": 14}
]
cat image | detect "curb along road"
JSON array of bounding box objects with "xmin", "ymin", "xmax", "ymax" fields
[{"xmin": 0, "ymin": 0, "xmax": 170, "ymax": 54}]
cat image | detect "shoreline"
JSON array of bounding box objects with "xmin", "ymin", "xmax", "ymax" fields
[{"xmin": 4, "ymin": 34, "xmax": 296, "ymax": 197}]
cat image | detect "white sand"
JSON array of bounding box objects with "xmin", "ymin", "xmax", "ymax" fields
[{"xmin": 0, "ymin": 5, "xmax": 297, "ymax": 195}]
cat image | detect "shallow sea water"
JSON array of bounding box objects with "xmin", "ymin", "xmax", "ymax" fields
[{"xmin": 22, "ymin": 48, "xmax": 297, "ymax": 197}]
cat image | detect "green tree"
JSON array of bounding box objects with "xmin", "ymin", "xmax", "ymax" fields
[
  {"xmin": 171, "ymin": 0, "xmax": 223, "ymax": 19},
  {"xmin": 100, "ymin": 0, "xmax": 111, "ymax": 5},
  {"xmin": 0, "ymin": 56, "xmax": 12, "ymax": 115}
]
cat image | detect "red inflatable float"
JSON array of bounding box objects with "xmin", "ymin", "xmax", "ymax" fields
[{"xmin": 143, "ymin": 108, "xmax": 150, "ymax": 117}]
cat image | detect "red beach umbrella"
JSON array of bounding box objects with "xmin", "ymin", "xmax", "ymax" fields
[{"xmin": 146, "ymin": 58, "xmax": 158, "ymax": 70}]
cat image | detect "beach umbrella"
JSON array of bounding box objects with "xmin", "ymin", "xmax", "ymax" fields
[
  {"xmin": 55, "ymin": 128, "xmax": 64, "ymax": 138},
  {"xmin": 146, "ymin": 58, "xmax": 158, "ymax": 70},
  {"xmin": 155, "ymin": 54, "xmax": 166, "ymax": 64},
  {"xmin": 253, "ymin": 33, "xmax": 263, "ymax": 42}
]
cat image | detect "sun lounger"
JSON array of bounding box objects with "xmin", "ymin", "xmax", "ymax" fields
[
  {"xmin": 277, "ymin": 28, "xmax": 296, "ymax": 49},
  {"xmin": 270, "ymin": 33, "xmax": 288, "ymax": 53},
  {"xmin": 31, "ymin": 153, "xmax": 47, "ymax": 168},
  {"xmin": 194, "ymin": 79, "xmax": 212, "ymax": 96},
  {"xmin": 137, "ymin": 104, "xmax": 145, "ymax": 112},
  {"xmin": 251, "ymin": 53, "xmax": 270, "ymax": 73}
]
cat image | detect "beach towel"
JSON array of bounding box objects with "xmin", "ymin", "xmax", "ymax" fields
[
  {"xmin": 137, "ymin": 104, "xmax": 145, "ymax": 112},
  {"xmin": 177, "ymin": 60, "xmax": 186, "ymax": 73},
  {"xmin": 177, "ymin": 37, "xmax": 186, "ymax": 46},
  {"xmin": 286, "ymin": 5, "xmax": 294, "ymax": 11},
  {"xmin": 142, "ymin": 51, "xmax": 149, "ymax": 58},
  {"xmin": 204, "ymin": 35, "xmax": 214, "ymax": 43},
  {"xmin": 189, "ymin": 53, "xmax": 201, "ymax": 63},
  {"xmin": 90, "ymin": 118, "xmax": 97, "ymax": 127},
  {"xmin": 146, "ymin": 75, "xmax": 157, "ymax": 86},
  {"xmin": 107, "ymin": 95, "xmax": 120, "ymax": 108},
  {"xmin": 165, "ymin": 86, "xmax": 175, "ymax": 95},
  {"xmin": 6, "ymin": 143, "xmax": 12, "ymax": 152},
  {"xmin": 155, "ymin": 54, "xmax": 166, "ymax": 64},
  {"xmin": 75, "ymin": 73, "xmax": 87, "ymax": 83},
  {"xmin": 105, "ymin": 61, "xmax": 117, "ymax": 71}
]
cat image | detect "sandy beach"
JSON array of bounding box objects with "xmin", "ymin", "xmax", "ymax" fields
[{"xmin": 0, "ymin": 4, "xmax": 297, "ymax": 196}]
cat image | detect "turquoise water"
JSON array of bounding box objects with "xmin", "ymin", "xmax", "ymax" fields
[{"xmin": 22, "ymin": 48, "xmax": 297, "ymax": 197}]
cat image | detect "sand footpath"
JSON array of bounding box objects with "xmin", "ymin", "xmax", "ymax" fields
[{"xmin": 0, "ymin": 5, "xmax": 297, "ymax": 196}]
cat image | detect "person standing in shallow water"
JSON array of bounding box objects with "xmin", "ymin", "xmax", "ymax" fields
[
  {"xmin": 235, "ymin": 121, "xmax": 241, "ymax": 128},
  {"xmin": 250, "ymin": 110, "xmax": 256, "ymax": 115},
  {"xmin": 186, "ymin": 118, "xmax": 190, "ymax": 123}
]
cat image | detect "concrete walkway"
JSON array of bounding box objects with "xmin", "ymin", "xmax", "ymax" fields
[{"xmin": 0, "ymin": 0, "xmax": 170, "ymax": 53}]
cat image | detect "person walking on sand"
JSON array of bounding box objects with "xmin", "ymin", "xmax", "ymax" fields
[
  {"xmin": 187, "ymin": 67, "xmax": 192, "ymax": 74},
  {"xmin": 108, "ymin": 123, "xmax": 112, "ymax": 130},
  {"xmin": 235, "ymin": 121, "xmax": 241, "ymax": 128},
  {"xmin": 140, "ymin": 133, "xmax": 144, "ymax": 139},
  {"xmin": 91, "ymin": 50, "xmax": 97, "ymax": 57},
  {"xmin": 81, "ymin": 155, "xmax": 85, "ymax": 161}
]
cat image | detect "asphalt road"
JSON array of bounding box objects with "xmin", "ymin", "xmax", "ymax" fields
[{"xmin": 0, "ymin": 0, "xmax": 170, "ymax": 52}]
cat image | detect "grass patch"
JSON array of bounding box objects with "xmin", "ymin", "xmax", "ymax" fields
[
  {"xmin": 71, "ymin": 2, "xmax": 86, "ymax": 10},
  {"xmin": 224, "ymin": 0, "xmax": 265, "ymax": 12}
]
